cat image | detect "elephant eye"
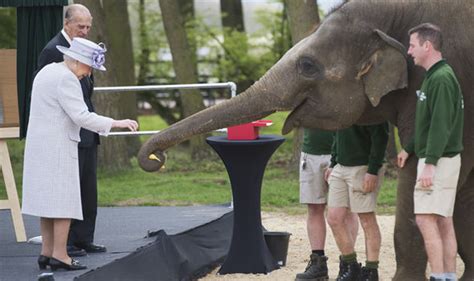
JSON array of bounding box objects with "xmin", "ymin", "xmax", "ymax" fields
[{"xmin": 297, "ymin": 56, "xmax": 324, "ymax": 79}]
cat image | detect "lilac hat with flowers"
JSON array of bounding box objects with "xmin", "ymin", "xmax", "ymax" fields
[{"xmin": 57, "ymin": 37, "xmax": 107, "ymax": 71}]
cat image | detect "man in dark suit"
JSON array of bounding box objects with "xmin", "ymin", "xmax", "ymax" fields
[{"xmin": 37, "ymin": 4, "xmax": 106, "ymax": 256}]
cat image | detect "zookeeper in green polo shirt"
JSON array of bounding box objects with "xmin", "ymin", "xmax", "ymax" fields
[
  {"xmin": 326, "ymin": 122, "xmax": 389, "ymax": 280},
  {"xmin": 296, "ymin": 129, "xmax": 358, "ymax": 281},
  {"xmin": 398, "ymin": 23, "xmax": 464, "ymax": 281}
]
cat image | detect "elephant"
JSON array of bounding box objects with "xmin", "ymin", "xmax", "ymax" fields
[{"xmin": 137, "ymin": 0, "xmax": 474, "ymax": 280}]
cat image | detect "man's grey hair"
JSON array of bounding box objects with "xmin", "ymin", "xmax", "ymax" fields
[{"xmin": 64, "ymin": 4, "xmax": 91, "ymax": 21}]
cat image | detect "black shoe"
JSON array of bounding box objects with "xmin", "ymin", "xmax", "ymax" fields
[
  {"xmin": 37, "ymin": 255, "xmax": 50, "ymax": 270},
  {"xmin": 67, "ymin": 245, "xmax": 87, "ymax": 257},
  {"xmin": 337, "ymin": 260, "xmax": 361, "ymax": 281},
  {"xmin": 338, "ymin": 256, "xmax": 344, "ymax": 277},
  {"xmin": 76, "ymin": 243, "xmax": 107, "ymax": 253},
  {"xmin": 295, "ymin": 254, "xmax": 329, "ymax": 281},
  {"xmin": 49, "ymin": 257, "xmax": 87, "ymax": 271},
  {"xmin": 358, "ymin": 267, "xmax": 378, "ymax": 281}
]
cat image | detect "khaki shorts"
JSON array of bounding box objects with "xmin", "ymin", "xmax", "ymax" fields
[
  {"xmin": 299, "ymin": 153, "xmax": 331, "ymax": 204},
  {"xmin": 414, "ymin": 155, "xmax": 461, "ymax": 217},
  {"xmin": 327, "ymin": 164, "xmax": 384, "ymax": 213}
]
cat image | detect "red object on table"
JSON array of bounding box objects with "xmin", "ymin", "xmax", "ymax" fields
[{"xmin": 227, "ymin": 120, "xmax": 273, "ymax": 140}]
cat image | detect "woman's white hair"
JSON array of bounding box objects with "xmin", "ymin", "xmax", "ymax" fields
[{"xmin": 63, "ymin": 55, "xmax": 76, "ymax": 63}]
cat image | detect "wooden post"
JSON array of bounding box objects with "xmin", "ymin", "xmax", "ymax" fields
[
  {"xmin": 0, "ymin": 127, "xmax": 26, "ymax": 242},
  {"xmin": 0, "ymin": 50, "xmax": 25, "ymax": 241}
]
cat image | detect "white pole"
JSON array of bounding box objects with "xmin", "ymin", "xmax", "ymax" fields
[{"xmin": 94, "ymin": 82, "xmax": 237, "ymax": 94}]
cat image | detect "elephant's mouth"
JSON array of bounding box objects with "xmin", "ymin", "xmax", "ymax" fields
[{"xmin": 282, "ymin": 98, "xmax": 308, "ymax": 135}]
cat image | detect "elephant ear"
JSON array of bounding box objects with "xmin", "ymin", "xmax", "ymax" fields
[{"xmin": 357, "ymin": 29, "xmax": 408, "ymax": 107}]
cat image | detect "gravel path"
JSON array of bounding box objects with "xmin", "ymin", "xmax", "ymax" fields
[{"xmin": 201, "ymin": 212, "xmax": 464, "ymax": 280}]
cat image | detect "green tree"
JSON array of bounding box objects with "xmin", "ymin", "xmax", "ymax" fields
[
  {"xmin": 134, "ymin": 0, "xmax": 178, "ymax": 125},
  {"xmin": 0, "ymin": 8, "xmax": 16, "ymax": 48},
  {"xmin": 136, "ymin": 0, "xmax": 150, "ymax": 88},
  {"xmin": 158, "ymin": 0, "xmax": 209, "ymax": 160},
  {"xmin": 197, "ymin": 0, "xmax": 292, "ymax": 94},
  {"xmin": 219, "ymin": 0, "xmax": 253, "ymax": 92}
]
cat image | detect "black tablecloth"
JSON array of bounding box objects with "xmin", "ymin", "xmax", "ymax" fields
[{"xmin": 207, "ymin": 135, "xmax": 285, "ymax": 274}]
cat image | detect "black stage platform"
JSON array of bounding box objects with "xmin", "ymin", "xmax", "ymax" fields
[{"xmin": 0, "ymin": 205, "xmax": 233, "ymax": 281}]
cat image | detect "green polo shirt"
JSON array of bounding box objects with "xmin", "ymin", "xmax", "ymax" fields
[
  {"xmin": 405, "ymin": 60, "xmax": 464, "ymax": 165},
  {"xmin": 330, "ymin": 123, "xmax": 388, "ymax": 175},
  {"xmin": 302, "ymin": 128, "xmax": 333, "ymax": 155}
]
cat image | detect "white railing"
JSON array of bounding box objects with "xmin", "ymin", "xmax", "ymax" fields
[
  {"xmin": 94, "ymin": 82, "xmax": 236, "ymax": 136},
  {"xmin": 94, "ymin": 82, "xmax": 236, "ymax": 96}
]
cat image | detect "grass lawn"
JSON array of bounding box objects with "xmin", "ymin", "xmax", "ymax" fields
[{"xmin": 0, "ymin": 112, "xmax": 397, "ymax": 214}]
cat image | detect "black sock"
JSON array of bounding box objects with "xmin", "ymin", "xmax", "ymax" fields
[{"xmin": 312, "ymin": 250, "xmax": 325, "ymax": 256}]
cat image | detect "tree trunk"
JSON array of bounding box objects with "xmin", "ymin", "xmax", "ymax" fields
[
  {"xmin": 220, "ymin": 0, "xmax": 245, "ymax": 32},
  {"xmin": 177, "ymin": 0, "xmax": 194, "ymax": 19},
  {"xmin": 286, "ymin": 0, "xmax": 320, "ymax": 42},
  {"xmin": 177, "ymin": 0, "xmax": 196, "ymax": 61},
  {"xmin": 385, "ymin": 123, "xmax": 399, "ymax": 178},
  {"xmin": 136, "ymin": 0, "xmax": 178, "ymax": 125},
  {"xmin": 276, "ymin": 1, "xmax": 292, "ymax": 59},
  {"xmin": 137, "ymin": 0, "xmax": 150, "ymax": 87},
  {"xmin": 285, "ymin": 0, "xmax": 320, "ymax": 170},
  {"xmin": 75, "ymin": 0, "xmax": 138, "ymax": 172},
  {"xmin": 159, "ymin": 0, "xmax": 208, "ymax": 159}
]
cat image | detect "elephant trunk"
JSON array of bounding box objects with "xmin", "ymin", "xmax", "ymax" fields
[{"xmin": 137, "ymin": 76, "xmax": 293, "ymax": 172}]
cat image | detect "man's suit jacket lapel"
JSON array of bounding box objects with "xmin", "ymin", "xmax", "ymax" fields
[{"xmin": 57, "ymin": 32, "xmax": 70, "ymax": 48}]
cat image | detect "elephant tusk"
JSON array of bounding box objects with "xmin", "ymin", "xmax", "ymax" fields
[{"xmin": 148, "ymin": 154, "xmax": 161, "ymax": 162}]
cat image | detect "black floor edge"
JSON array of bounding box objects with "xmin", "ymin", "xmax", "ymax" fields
[{"xmin": 74, "ymin": 211, "xmax": 233, "ymax": 281}]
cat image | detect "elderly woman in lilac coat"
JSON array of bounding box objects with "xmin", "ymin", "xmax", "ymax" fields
[{"xmin": 22, "ymin": 38, "xmax": 138, "ymax": 271}]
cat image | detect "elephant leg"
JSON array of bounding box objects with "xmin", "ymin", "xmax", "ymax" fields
[
  {"xmin": 392, "ymin": 157, "xmax": 427, "ymax": 281},
  {"xmin": 455, "ymin": 170, "xmax": 474, "ymax": 281}
]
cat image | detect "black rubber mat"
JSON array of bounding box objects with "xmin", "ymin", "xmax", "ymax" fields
[{"xmin": 0, "ymin": 205, "xmax": 232, "ymax": 281}]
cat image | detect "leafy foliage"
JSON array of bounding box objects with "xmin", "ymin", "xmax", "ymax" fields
[
  {"xmin": 192, "ymin": 2, "xmax": 292, "ymax": 90},
  {"xmin": 0, "ymin": 8, "xmax": 16, "ymax": 48},
  {"xmin": 131, "ymin": 1, "xmax": 173, "ymax": 83},
  {"xmin": 132, "ymin": 1, "xmax": 293, "ymax": 125}
]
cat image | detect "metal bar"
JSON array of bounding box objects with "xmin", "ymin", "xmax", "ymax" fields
[
  {"xmin": 93, "ymin": 82, "xmax": 237, "ymax": 137},
  {"xmin": 94, "ymin": 82, "xmax": 237, "ymax": 97},
  {"xmin": 107, "ymin": 128, "xmax": 227, "ymax": 136}
]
